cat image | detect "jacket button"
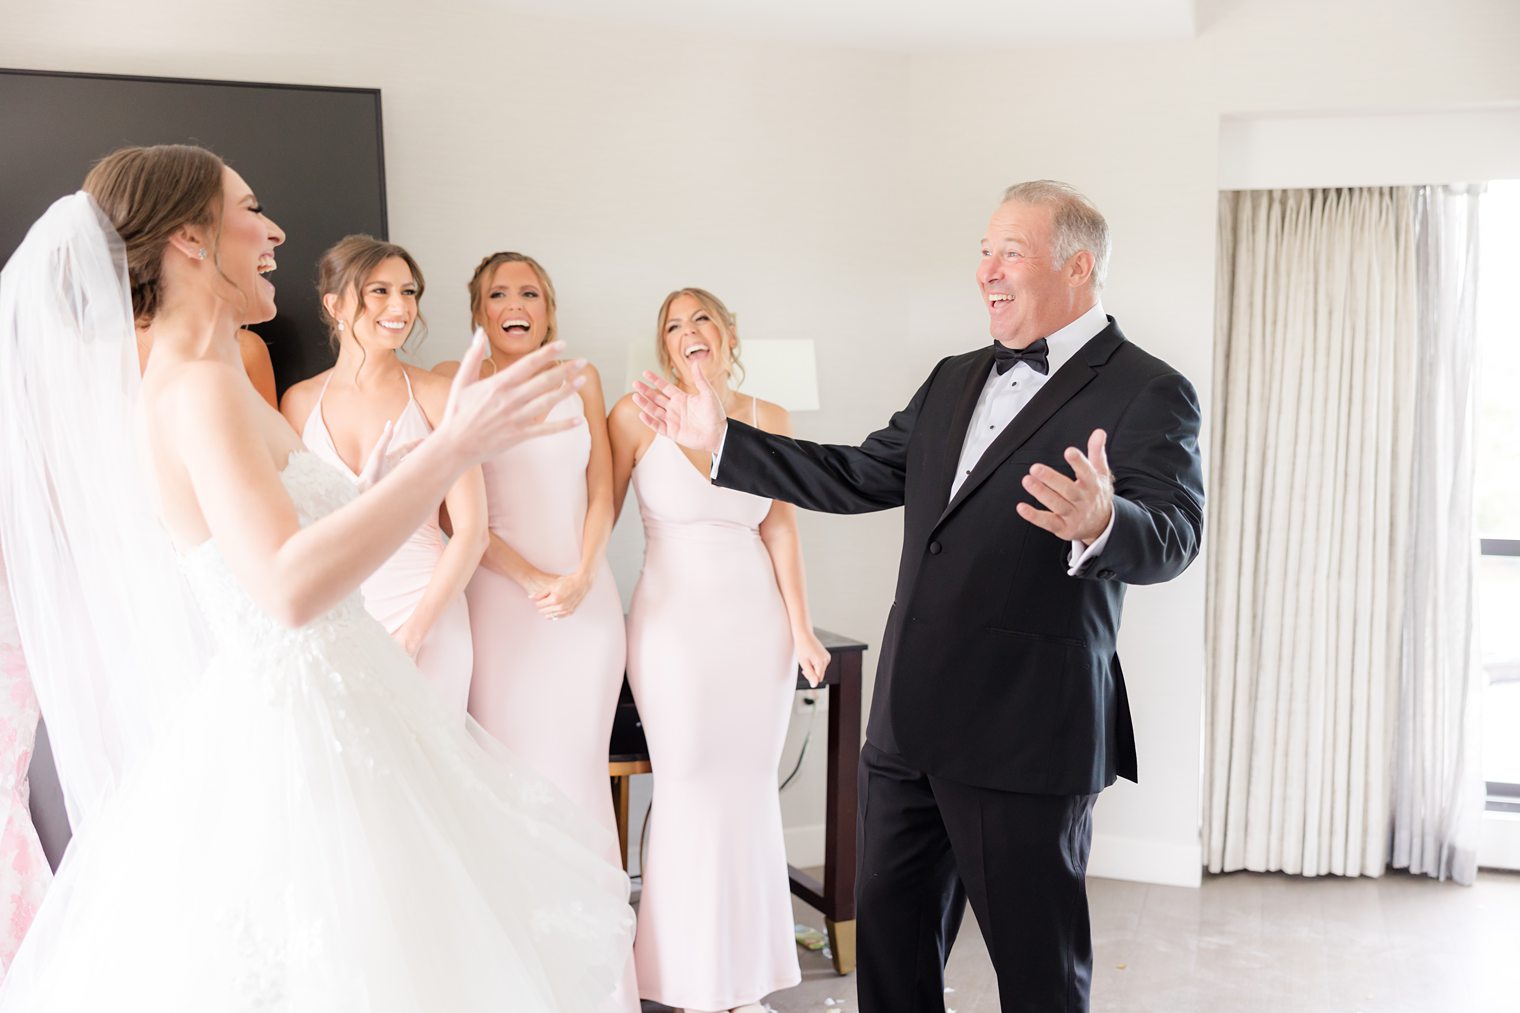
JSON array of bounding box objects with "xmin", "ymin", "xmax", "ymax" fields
[{"xmin": 928, "ymin": 541, "xmax": 942, "ymax": 555}]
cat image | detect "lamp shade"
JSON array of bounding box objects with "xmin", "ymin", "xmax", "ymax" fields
[{"xmin": 624, "ymin": 337, "xmax": 820, "ymax": 412}]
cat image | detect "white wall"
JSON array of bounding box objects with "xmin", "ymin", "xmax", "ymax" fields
[
  {"xmin": 9, "ymin": 0, "xmax": 1520, "ymax": 886},
  {"xmin": 1221, "ymin": 107, "xmax": 1520, "ymax": 190}
]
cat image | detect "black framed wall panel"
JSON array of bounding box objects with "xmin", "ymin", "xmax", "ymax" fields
[
  {"xmin": 0, "ymin": 68, "xmax": 387, "ymax": 393},
  {"xmin": 2, "ymin": 68, "xmax": 388, "ymax": 862}
]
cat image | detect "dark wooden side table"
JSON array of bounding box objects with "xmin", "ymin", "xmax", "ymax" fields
[
  {"xmin": 608, "ymin": 627, "xmax": 868, "ymax": 977},
  {"xmin": 789, "ymin": 628, "xmax": 866, "ymax": 975}
]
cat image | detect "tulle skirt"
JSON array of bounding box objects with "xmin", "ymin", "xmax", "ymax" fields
[{"xmin": 0, "ymin": 600, "xmax": 634, "ymax": 1011}]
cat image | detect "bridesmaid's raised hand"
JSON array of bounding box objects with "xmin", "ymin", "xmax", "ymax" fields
[
  {"xmin": 354, "ymin": 421, "xmax": 427, "ymax": 494},
  {"xmin": 353, "ymin": 420, "xmax": 395, "ymax": 493},
  {"xmin": 439, "ymin": 328, "xmax": 586, "ymax": 465}
]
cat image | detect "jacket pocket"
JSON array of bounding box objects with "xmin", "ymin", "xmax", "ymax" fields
[{"xmin": 985, "ymin": 626, "xmax": 1088, "ymax": 649}]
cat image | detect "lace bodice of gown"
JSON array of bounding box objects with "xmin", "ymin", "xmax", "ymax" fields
[{"xmin": 178, "ymin": 451, "xmax": 374, "ymax": 662}]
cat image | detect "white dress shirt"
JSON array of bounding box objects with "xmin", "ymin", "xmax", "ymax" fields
[
  {"xmin": 712, "ymin": 301, "xmax": 1116, "ymax": 575},
  {"xmin": 950, "ymin": 301, "xmax": 1114, "ymax": 575}
]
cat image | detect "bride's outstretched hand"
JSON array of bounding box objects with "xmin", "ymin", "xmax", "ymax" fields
[
  {"xmin": 439, "ymin": 328, "xmax": 586, "ymax": 464},
  {"xmin": 632, "ymin": 367, "xmax": 727, "ymax": 454}
]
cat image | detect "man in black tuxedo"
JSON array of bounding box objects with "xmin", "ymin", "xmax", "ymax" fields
[{"xmin": 633, "ymin": 180, "xmax": 1203, "ymax": 1012}]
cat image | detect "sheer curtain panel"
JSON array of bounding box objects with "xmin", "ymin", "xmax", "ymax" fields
[
  {"xmin": 1206, "ymin": 188, "xmax": 1417, "ymax": 878},
  {"xmin": 1206, "ymin": 185, "xmax": 1485, "ymax": 884}
]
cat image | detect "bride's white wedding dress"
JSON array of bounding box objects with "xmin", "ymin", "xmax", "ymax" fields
[{"xmin": 0, "ymin": 450, "xmax": 634, "ymax": 1011}]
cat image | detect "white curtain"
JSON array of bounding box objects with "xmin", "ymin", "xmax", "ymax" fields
[
  {"xmin": 1392, "ymin": 183, "xmax": 1485, "ymax": 884},
  {"xmin": 1206, "ymin": 185, "xmax": 1485, "ymax": 883},
  {"xmin": 1206, "ymin": 188, "xmax": 1417, "ymax": 878}
]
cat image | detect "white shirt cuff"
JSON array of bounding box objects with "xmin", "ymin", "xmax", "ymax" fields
[
  {"xmin": 1067, "ymin": 509, "xmax": 1116, "ymax": 576},
  {"xmin": 709, "ymin": 423, "xmax": 729, "ymax": 481}
]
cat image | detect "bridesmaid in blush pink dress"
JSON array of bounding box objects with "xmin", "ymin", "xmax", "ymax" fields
[
  {"xmin": 435, "ymin": 253, "xmax": 636, "ymax": 1011},
  {"xmin": 0, "ymin": 543, "xmax": 49, "ymax": 981},
  {"xmin": 281, "ymin": 236, "xmax": 486, "ymax": 719},
  {"xmin": 609, "ymin": 288, "xmax": 832, "ymax": 1013}
]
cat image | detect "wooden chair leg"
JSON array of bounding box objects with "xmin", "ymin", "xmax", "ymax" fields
[
  {"xmin": 610, "ymin": 774, "xmax": 632, "ymax": 871},
  {"xmin": 826, "ymin": 918, "xmax": 856, "ymax": 975}
]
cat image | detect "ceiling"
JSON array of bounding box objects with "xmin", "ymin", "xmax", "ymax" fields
[{"xmin": 490, "ymin": 0, "xmax": 1199, "ymax": 53}]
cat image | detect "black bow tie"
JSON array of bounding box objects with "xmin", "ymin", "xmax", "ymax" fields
[{"xmin": 992, "ymin": 338, "xmax": 1050, "ymax": 376}]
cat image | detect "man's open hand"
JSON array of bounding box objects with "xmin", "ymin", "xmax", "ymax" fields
[{"xmin": 1017, "ymin": 428, "xmax": 1114, "ymax": 543}]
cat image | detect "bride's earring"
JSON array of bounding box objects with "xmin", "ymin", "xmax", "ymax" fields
[
  {"xmin": 338, "ymin": 321, "xmax": 346, "ymax": 332},
  {"xmin": 197, "ymin": 248, "xmax": 207, "ymax": 261}
]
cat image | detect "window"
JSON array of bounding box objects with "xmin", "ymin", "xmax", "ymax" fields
[{"xmin": 1477, "ymin": 179, "xmax": 1520, "ymax": 812}]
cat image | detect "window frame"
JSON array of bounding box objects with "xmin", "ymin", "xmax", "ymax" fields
[{"xmin": 1482, "ymin": 538, "xmax": 1520, "ymax": 811}]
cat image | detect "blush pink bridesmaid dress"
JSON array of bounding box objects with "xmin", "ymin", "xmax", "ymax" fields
[
  {"xmin": 465, "ymin": 392, "xmax": 636, "ymax": 1009},
  {"xmin": 300, "ymin": 370, "xmax": 474, "ymax": 719},
  {"xmin": 466, "ymin": 393, "xmax": 626, "ymax": 828},
  {"xmin": 0, "ymin": 546, "xmax": 49, "ymax": 981},
  {"xmin": 626, "ymin": 415, "xmax": 802, "ymax": 1010}
]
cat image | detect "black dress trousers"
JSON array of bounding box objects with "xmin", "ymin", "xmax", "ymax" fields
[{"xmin": 855, "ymin": 742, "xmax": 1098, "ymax": 1013}]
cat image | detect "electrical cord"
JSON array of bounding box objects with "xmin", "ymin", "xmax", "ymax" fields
[{"xmin": 779, "ymin": 690, "xmax": 818, "ymax": 791}]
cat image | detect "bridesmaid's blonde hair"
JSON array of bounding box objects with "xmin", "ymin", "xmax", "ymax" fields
[
  {"xmin": 467, "ymin": 252, "xmax": 558, "ymax": 347},
  {"xmin": 654, "ymin": 287, "xmax": 746, "ymax": 389}
]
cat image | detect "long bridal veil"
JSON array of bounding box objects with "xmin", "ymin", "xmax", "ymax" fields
[{"xmin": 0, "ymin": 193, "xmax": 209, "ymax": 831}]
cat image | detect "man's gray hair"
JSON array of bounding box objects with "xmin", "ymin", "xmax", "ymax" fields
[{"xmin": 1002, "ymin": 180, "xmax": 1111, "ymax": 290}]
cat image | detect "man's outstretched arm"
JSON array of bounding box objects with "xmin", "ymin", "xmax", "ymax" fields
[{"xmin": 633, "ymin": 361, "xmax": 946, "ymax": 515}]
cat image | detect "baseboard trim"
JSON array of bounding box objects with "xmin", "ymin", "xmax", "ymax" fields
[{"xmin": 1088, "ymin": 832, "xmax": 1202, "ymax": 888}]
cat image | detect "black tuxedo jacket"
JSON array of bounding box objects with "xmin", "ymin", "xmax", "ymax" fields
[{"xmin": 715, "ymin": 317, "xmax": 1204, "ymax": 795}]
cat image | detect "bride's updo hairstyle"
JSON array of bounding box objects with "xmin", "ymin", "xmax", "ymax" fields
[
  {"xmin": 82, "ymin": 144, "xmax": 226, "ymax": 325},
  {"xmin": 316, "ymin": 235, "xmax": 429, "ymax": 355}
]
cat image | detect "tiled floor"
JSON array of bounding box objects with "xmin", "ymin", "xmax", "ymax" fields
[{"xmin": 642, "ymin": 868, "xmax": 1520, "ymax": 1012}]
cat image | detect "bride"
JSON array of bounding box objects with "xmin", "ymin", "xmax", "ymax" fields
[{"xmin": 0, "ymin": 144, "xmax": 634, "ymax": 1010}]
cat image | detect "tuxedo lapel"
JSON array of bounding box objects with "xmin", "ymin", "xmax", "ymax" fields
[
  {"xmin": 932, "ymin": 322, "xmax": 1126, "ymax": 531},
  {"xmin": 930, "ymin": 347, "xmax": 996, "ymax": 514}
]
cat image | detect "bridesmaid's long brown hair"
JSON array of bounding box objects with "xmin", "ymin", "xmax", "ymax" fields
[{"xmin": 315, "ymin": 235, "xmax": 429, "ymax": 353}]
